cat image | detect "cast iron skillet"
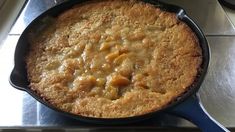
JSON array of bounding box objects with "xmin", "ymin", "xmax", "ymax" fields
[{"xmin": 9, "ymin": 0, "xmax": 229, "ymax": 131}]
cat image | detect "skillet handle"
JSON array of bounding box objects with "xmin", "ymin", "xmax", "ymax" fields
[
  {"xmin": 166, "ymin": 94, "xmax": 230, "ymax": 132},
  {"xmin": 9, "ymin": 67, "xmax": 28, "ymax": 91}
]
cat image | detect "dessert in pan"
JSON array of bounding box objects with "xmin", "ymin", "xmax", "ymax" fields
[
  {"xmin": 26, "ymin": 0, "xmax": 201, "ymax": 118},
  {"xmin": 11, "ymin": 0, "xmax": 229, "ymax": 131}
]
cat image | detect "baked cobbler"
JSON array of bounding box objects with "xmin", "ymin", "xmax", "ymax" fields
[{"xmin": 26, "ymin": 0, "xmax": 202, "ymax": 118}]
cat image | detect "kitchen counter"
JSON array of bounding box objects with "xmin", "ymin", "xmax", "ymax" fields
[{"xmin": 0, "ymin": 0, "xmax": 235, "ymax": 131}]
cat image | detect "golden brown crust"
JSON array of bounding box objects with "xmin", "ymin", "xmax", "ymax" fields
[{"xmin": 26, "ymin": 0, "xmax": 202, "ymax": 118}]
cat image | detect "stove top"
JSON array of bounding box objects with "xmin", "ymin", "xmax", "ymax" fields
[{"xmin": 1, "ymin": 0, "xmax": 235, "ymax": 131}]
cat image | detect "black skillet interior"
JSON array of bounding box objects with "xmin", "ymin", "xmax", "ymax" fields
[{"xmin": 9, "ymin": 0, "xmax": 209, "ymax": 124}]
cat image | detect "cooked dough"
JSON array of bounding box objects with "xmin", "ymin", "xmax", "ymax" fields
[{"xmin": 26, "ymin": 0, "xmax": 202, "ymax": 118}]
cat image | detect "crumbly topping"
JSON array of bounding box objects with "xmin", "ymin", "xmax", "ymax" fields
[{"xmin": 26, "ymin": 0, "xmax": 202, "ymax": 118}]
